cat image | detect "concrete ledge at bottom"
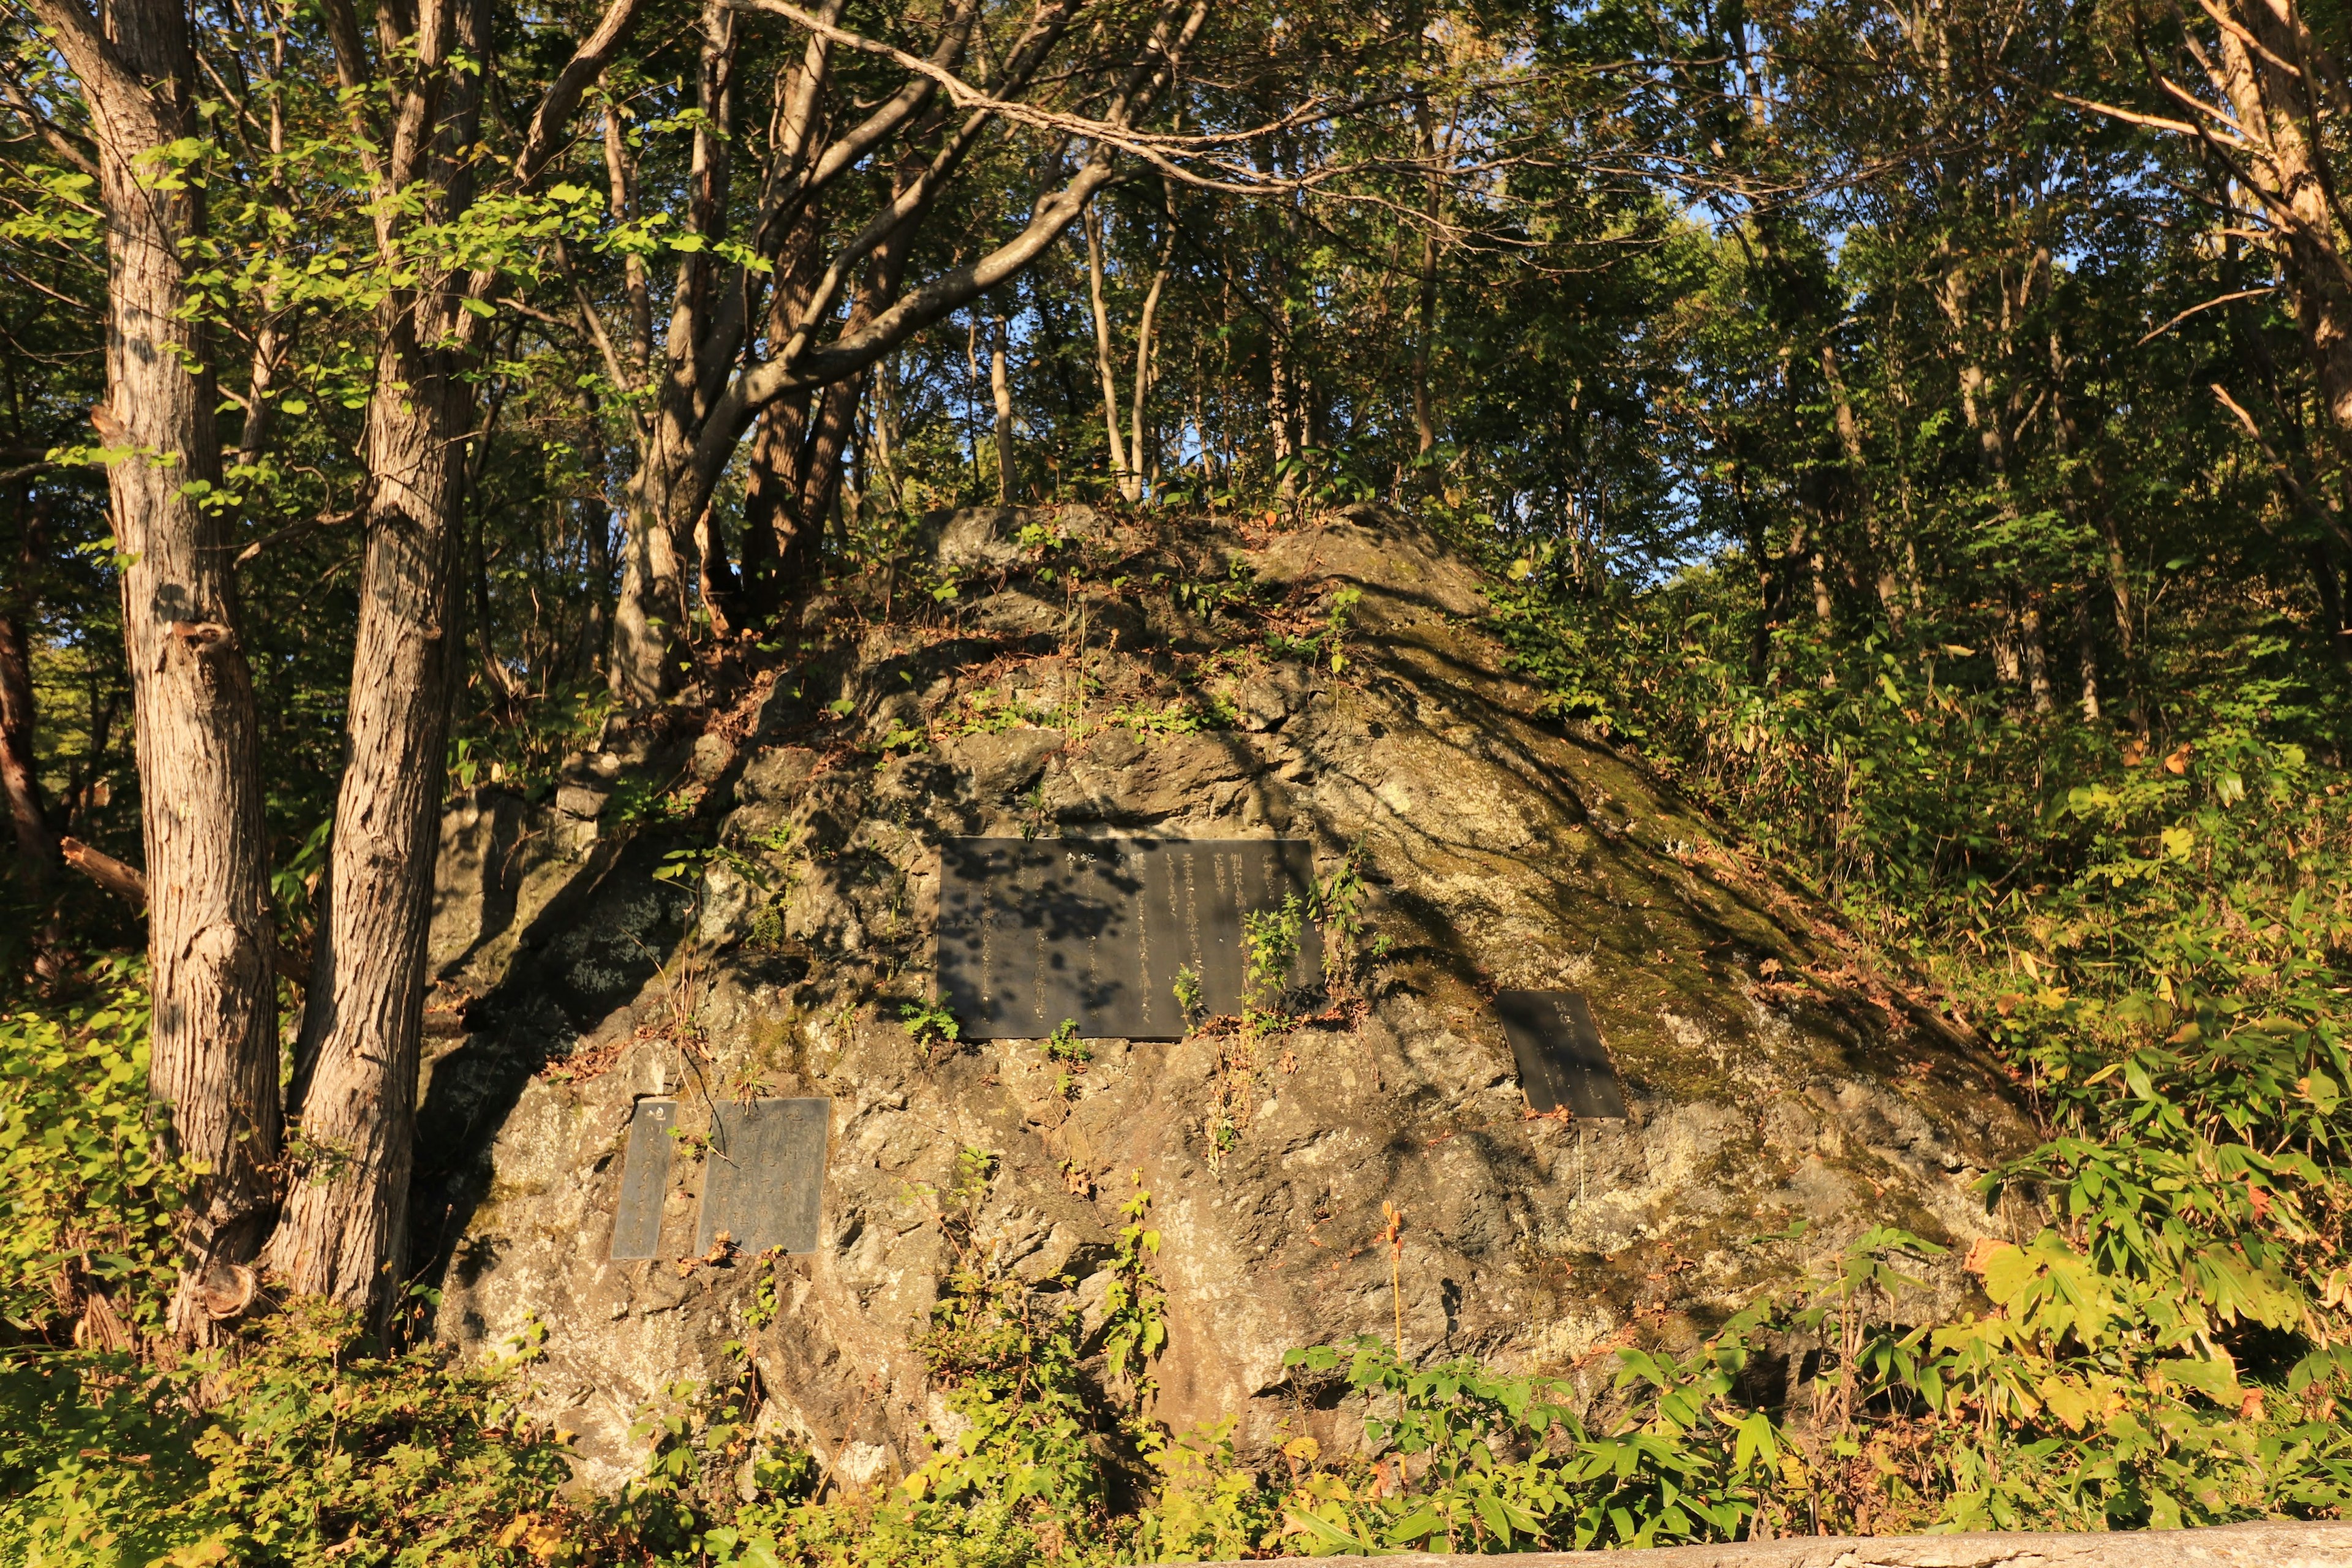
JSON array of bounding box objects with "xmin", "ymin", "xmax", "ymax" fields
[{"xmin": 1173, "ymin": 1518, "xmax": 2352, "ymax": 1568}]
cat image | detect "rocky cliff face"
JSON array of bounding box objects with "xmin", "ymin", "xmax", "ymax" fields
[{"xmin": 415, "ymin": 505, "xmax": 2034, "ymax": 1492}]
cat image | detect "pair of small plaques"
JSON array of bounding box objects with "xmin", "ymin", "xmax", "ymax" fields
[
  {"xmin": 608, "ymin": 1096, "xmax": 829, "ymax": 1262},
  {"xmin": 933, "ymin": 834, "xmax": 1626, "ymax": 1119}
]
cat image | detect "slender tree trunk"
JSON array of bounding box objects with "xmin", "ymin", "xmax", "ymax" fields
[
  {"xmin": 2309, "ymin": 544, "xmax": 2350, "ymax": 662},
  {"xmin": 2020, "ymin": 599, "xmax": 2052, "ymax": 713},
  {"xmin": 1992, "ymin": 587, "xmax": 2024, "ymax": 690},
  {"xmin": 991, "ymin": 316, "xmax": 1015, "ymax": 504},
  {"xmin": 30, "ymin": 0, "xmax": 281, "ymax": 1337},
  {"xmin": 1128, "ymin": 187, "xmax": 1175, "ymax": 491},
  {"xmin": 1269, "ymin": 332, "xmax": 1296, "ymax": 499},
  {"xmin": 1084, "ymin": 208, "xmax": 1136, "ymax": 500},
  {"xmin": 1410, "ymin": 89, "xmax": 1441, "ymax": 459},
  {"xmin": 1820, "ymin": 344, "xmax": 1900, "ymax": 632},
  {"xmin": 1, "ymin": 605, "xmax": 57, "ymax": 882},
  {"xmin": 1, "ymin": 496, "xmax": 57, "ymax": 881},
  {"xmin": 2074, "ymin": 595, "xmax": 2101, "ymax": 720}
]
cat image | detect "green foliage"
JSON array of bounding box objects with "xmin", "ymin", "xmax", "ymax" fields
[
  {"xmin": 1265, "ymin": 586, "xmax": 1363, "ymax": 674},
  {"xmin": 609, "ymin": 775, "xmax": 691, "ymax": 829},
  {"xmin": 1240, "ymin": 894, "xmax": 1304, "ymax": 1029},
  {"xmin": 901, "ymin": 1000, "xmax": 962, "ymax": 1051},
  {"xmin": 1490, "ymin": 451, "xmax": 2352, "ymax": 1534},
  {"xmin": 0, "ymin": 1305, "xmax": 604, "ymax": 1567},
  {"xmin": 1131, "ymin": 1420, "xmax": 1281, "ymax": 1563},
  {"xmin": 1042, "ymin": 1019, "xmax": 1090, "ymax": 1066},
  {"xmin": 1170, "ymin": 966, "xmax": 1204, "ymax": 1030},
  {"xmin": 1099, "ymin": 1181, "xmax": 1165, "ymax": 1401},
  {"xmin": 1306, "ymin": 840, "xmax": 1387, "ymax": 995},
  {"xmin": 0, "ymin": 963, "xmax": 184, "ymax": 1341},
  {"xmin": 1269, "ymin": 1333, "xmax": 1783, "ymax": 1554}
]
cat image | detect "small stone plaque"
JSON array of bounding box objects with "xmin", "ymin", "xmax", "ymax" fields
[
  {"xmin": 609, "ymin": 1098, "xmax": 676, "ymax": 1261},
  {"xmin": 1495, "ymin": 990, "xmax": 1627, "ymax": 1119},
  {"xmin": 937, "ymin": 837, "xmax": 1321, "ymax": 1039},
  {"xmin": 695, "ymin": 1098, "xmax": 829, "ymax": 1256}
]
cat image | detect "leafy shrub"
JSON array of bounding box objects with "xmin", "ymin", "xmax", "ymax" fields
[
  {"xmin": 0, "ymin": 961, "xmax": 184, "ymax": 1343},
  {"xmin": 1, "ymin": 1304, "xmax": 600, "ymax": 1567}
]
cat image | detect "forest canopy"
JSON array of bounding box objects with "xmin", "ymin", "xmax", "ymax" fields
[{"xmin": 11, "ymin": 0, "xmax": 2352, "ymax": 1556}]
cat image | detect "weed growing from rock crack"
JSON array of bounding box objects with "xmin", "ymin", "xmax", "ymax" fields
[{"xmin": 900, "ymin": 999, "xmax": 961, "ymax": 1056}]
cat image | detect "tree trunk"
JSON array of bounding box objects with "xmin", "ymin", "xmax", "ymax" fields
[
  {"xmin": 274, "ymin": 350, "xmax": 467, "ymax": 1321},
  {"xmin": 29, "ymin": 0, "xmax": 282, "ymax": 1338},
  {"xmin": 695, "ymin": 505, "xmax": 742, "ymax": 640},
  {"xmin": 1084, "ymin": 208, "xmax": 1136, "ymax": 500},
  {"xmin": 2021, "ymin": 598, "xmax": 2053, "ymax": 714},
  {"xmin": 2207, "ymin": 6, "xmax": 2352, "ymax": 451},
  {"xmin": 2309, "ymin": 543, "xmax": 2350, "ymax": 662},
  {"xmin": 991, "ymin": 317, "xmax": 1016, "ymax": 505},
  {"xmin": 1820, "ymin": 344, "xmax": 1900, "ymax": 633},
  {"xmin": 0, "ymin": 500, "xmax": 58, "ymax": 880},
  {"xmin": 2075, "ymin": 595, "xmax": 2101, "ymax": 721},
  {"xmin": 611, "ymin": 454, "xmax": 690, "ymax": 708},
  {"xmin": 1128, "ymin": 188, "xmax": 1176, "ymax": 492},
  {"xmin": 1, "ymin": 611, "xmax": 56, "ymax": 881},
  {"xmin": 1411, "ymin": 89, "xmax": 1441, "ymax": 460}
]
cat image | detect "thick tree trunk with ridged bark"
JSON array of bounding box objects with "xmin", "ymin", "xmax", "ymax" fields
[
  {"xmin": 28, "ymin": 0, "xmax": 281, "ymax": 1338},
  {"xmin": 272, "ymin": 345, "xmax": 466, "ymax": 1318}
]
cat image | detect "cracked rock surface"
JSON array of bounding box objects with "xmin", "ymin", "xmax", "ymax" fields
[{"xmin": 417, "ymin": 504, "xmax": 2036, "ymax": 1490}]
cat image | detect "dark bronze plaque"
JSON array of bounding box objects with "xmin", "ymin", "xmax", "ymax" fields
[
  {"xmin": 1495, "ymin": 990, "xmax": 1627, "ymax": 1119},
  {"xmin": 695, "ymin": 1098, "xmax": 829, "ymax": 1256},
  {"xmin": 937, "ymin": 837, "xmax": 1321, "ymax": 1039},
  {"xmin": 609, "ymin": 1098, "xmax": 676, "ymax": 1261}
]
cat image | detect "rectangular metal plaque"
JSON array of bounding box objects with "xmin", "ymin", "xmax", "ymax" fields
[
  {"xmin": 609, "ymin": 1098, "xmax": 676, "ymax": 1261},
  {"xmin": 937, "ymin": 837, "xmax": 1321, "ymax": 1039},
  {"xmin": 695, "ymin": 1097, "xmax": 829, "ymax": 1257},
  {"xmin": 1496, "ymin": 990, "xmax": 1627, "ymax": 1118}
]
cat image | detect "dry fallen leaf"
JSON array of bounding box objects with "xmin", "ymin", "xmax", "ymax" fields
[{"xmin": 1961, "ymin": 1235, "xmax": 2007, "ymax": 1276}]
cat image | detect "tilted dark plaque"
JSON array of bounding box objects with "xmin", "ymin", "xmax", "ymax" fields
[
  {"xmin": 609, "ymin": 1098, "xmax": 676, "ymax": 1261},
  {"xmin": 695, "ymin": 1097, "xmax": 830, "ymax": 1256},
  {"xmin": 936, "ymin": 837, "xmax": 1321, "ymax": 1040},
  {"xmin": 1495, "ymin": 990, "xmax": 1627, "ymax": 1119}
]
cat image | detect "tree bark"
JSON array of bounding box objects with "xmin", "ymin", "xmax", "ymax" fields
[
  {"xmin": 991, "ymin": 315, "xmax": 1016, "ymax": 504},
  {"xmin": 270, "ymin": 0, "xmax": 647, "ymax": 1327},
  {"xmin": 1819, "ymin": 344, "xmax": 1900, "ymax": 633},
  {"xmin": 2203, "ymin": 5, "xmax": 2352, "ymax": 450},
  {"xmin": 27, "ymin": 0, "xmax": 282, "ymax": 1338},
  {"xmin": 2074, "ymin": 595, "xmax": 2101, "ymax": 720},
  {"xmin": 1128, "ymin": 185, "xmax": 1177, "ymax": 492},
  {"xmin": 1084, "ymin": 207, "xmax": 1137, "ymax": 500},
  {"xmin": 0, "ymin": 526, "xmax": 58, "ymax": 878},
  {"xmin": 1410, "ymin": 87, "xmax": 1441, "ymax": 459},
  {"xmin": 274, "ymin": 352, "xmax": 468, "ymax": 1317}
]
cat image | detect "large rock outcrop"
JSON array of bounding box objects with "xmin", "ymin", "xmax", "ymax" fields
[{"xmin": 415, "ymin": 505, "xmax": 2035, "ymax": 1490}]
